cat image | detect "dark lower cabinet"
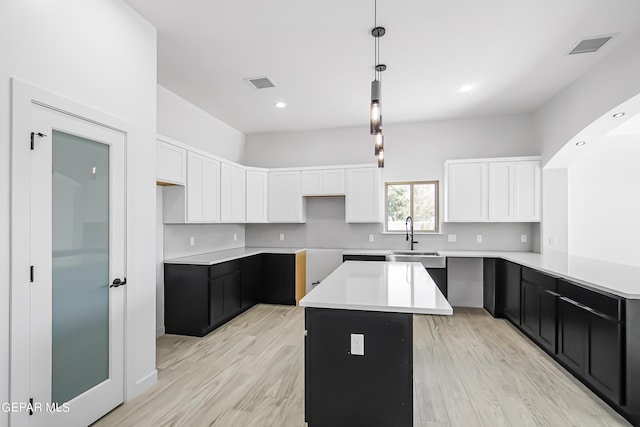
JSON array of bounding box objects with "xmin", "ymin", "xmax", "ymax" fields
[
  {"xmin": 164, "ymin": 264, "xmax": 210, "ymax": 336},
  {"xmin": 483, "ymin": 258, "xmax": 501, "ymax": 317},
  {"xmin": 557, "ymin": 297, "xmax": 588, "ymax": 373},
  {"xmin": 209, "ymin": 275, "xmax": 225, "ymax": 326},
  {"xmin": 240, "ymin": 255, "xmax": 262, "ymax": 309},
  {"xmin": 488, "ymin": 260, "xmax": 638, "ymax": 424},
  {"xmin": 305, "ymin": 307, "xmax": 413, "ymax": 427},
  {"xmin": 557, "ymin": 289, "xmax": 623, "ymax": 405},
  {"xmin": 262, "ymin": 253, "xmax": 297, "ymax": 305},
  {"xmin": 538, "ymin": 288, "xmax": 558, "ymax": 352},
  {"xmin": 165, "ymin": 253, "xmax": 302, "ymax": 337},
  {"xmin": 426, "ymin": 268, "xmax": 447, "ymax": 298},
  {"xmin": 520, "ymin": 267, "xmax": 558, "ymax": 353},
  {"xmin": 501, "ymin": 260, "xmax": 521, "ymax": 325}
]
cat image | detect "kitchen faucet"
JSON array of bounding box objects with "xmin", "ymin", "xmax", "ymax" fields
[{"xmin": 405, "ymin": 216, "xmax": 418, "ymax": 250}]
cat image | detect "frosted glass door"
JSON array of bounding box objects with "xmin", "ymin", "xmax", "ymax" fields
[
  {"xmin": 29, "ymin": 102, "xmax": 125, "ymax": 427},
  {"xmin": 51, "ymin": 131, "xmax": 109, "ymax": 404}
]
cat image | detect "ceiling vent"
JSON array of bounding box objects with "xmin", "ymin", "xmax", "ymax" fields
[
  {"xmin": 245, "ymin": 76, "xmax": 276, "ymax": 89},
  {"xmin": 569, "ymin": 36, "xmax": 613, "ymax": 55}
]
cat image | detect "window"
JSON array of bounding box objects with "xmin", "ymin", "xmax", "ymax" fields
[{"xmin": 385, "ymin": 181, "xmax": 439, "ymax": 232}]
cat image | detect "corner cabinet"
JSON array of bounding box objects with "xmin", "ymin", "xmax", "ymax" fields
[
  {"xmin": 268, "ymin": 171, "xmax": 306, "ymax": 223},
  {"xmin": 445, "ymin": 156, "xmax": 540, "ymax": 223},
  {"xmin": 345, "ymin": 167, "xmax": 381, "ymax": 223}
]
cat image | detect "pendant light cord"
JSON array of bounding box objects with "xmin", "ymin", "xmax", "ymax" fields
[{"xmin": 374, "ymin": 0, "xmax": 377, "ymax": 80}]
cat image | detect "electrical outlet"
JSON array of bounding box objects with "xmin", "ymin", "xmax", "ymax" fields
[
  {"xmin": 476, "ymin": 234, "xmax": 483, "ymax": 243},
  {"xmin": 279, "ymin": 233, "xmax": 285, "ymax": 241},
  {"xmin": 447, "ymin": 234, "xmax": 457, "ymax": 243},
  {"xmin": 350, "ymin": 333, "xmax": 364, "ymax": 356},
  {"xmin": 521, "ymin": 234, "xmax": 527, "ymax": 243},
  {"xmin": 189, "ymin": 236, "xmax": 195, "ymax": 246},
  {"xmin": 368, "ymin": 234, "xmax": 374, "ymax": 242},
  {"xmin": 233, "ymin": 233, "xmax": 237, "ymax": 241}
]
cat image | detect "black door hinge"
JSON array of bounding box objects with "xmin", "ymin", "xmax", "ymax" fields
[
  {"xmin": 30, "ymin": 132, "xmax": 47, "ymax": 150},
  {"xmin": 30, "ymin": 266, "xmax": 34, "ymax": 283},
  {"xmin": 29, "ymin": 397, "xmax": 33, "ymax": 415}
]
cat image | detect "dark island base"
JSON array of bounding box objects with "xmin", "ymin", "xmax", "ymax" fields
[{"xmin": 305, "ymin": 307, "xmax": 413, "ymax": 427}]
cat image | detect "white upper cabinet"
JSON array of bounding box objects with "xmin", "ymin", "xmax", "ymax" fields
[
  {"xmin": 245, "ymin": 169, "xmax": 268, "ymax": 223},
  {"xmin": 345, "ymin": 167, "xmax": 381, "ymax": 223},
  {"xmin": 268, "ymin": 171, "xmax": 306, "ymax": 223},
  {"xmin": 445, "ymin": 161, "xmax": 488, "ymax": 222},
  {"xmin": 512, "ymin": 160, "xmax": 540, "ymax": 222},
  {"xmin": 188, "ymin": 152, "xmax": 220, "ymax": 223},
  {"xmin": 301, "ymin": 169, "xmax": 345, "ymax": 196},
  {"xmin": 220, "ymin": 162, "xmax": 246, "ymax": 223},
  {"xmin": 156, "ymin": 139, "xmax": 186, "ymax": 185},
  {"xmin": 488, "ymin": 162, "xmax": 512, "ymax": 221},
  {"xmin": 445, "ymin": 156, "xmax": 540, "ymax": 223},
  {"xmin": 163, "ymin": 151, "xmax": 220, "ymax": 223}
]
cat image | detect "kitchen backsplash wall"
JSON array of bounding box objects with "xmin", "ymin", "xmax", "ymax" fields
[
  {"xmin": 246, "ymin": 197, "xmax": 536, "ymax": 252},
  {"xmin": 164, "ymin": 223, "xmax": 245, "ymax": 259}
]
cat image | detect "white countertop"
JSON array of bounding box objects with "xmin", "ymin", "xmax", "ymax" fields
[
  {"xmin": 164, "ymin": 247, "xmax": 306, "ymax": 265},
  {"xmin": 300, "ymin": 261, "xmax": 453, "ymax": 315},
  {"xmin": 343, "ymin": 249, "xmax": 640, "ymax": 299}
]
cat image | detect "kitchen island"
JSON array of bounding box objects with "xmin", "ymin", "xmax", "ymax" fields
[{"xmin": 300, "ymin": 261, "xmax": 452, "ymax": 427}]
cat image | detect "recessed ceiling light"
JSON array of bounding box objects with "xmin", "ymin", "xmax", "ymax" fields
[
  {"xmin": 613, "ymin": 112, "xmax": 625, "ymax": 118},
  {"xmin": 459, "ymin": 84, "xmax": 474, "ymax": 92},
  {"xmin": 275, "ymin": 102, "xmax": 287, "ymax": 109},
  {"xmin": 575, "ymin": 141, "xmax": 586, "ymax": 146}
]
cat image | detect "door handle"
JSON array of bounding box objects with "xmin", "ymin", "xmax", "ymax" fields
[{"xmin": 110, "ymin": 278, "xmax": 127, "ymax": 288}]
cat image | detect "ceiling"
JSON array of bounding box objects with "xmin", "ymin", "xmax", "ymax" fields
[{"xmin": 125, "ymin": 0, "xmax": 640, "ymax": 134}]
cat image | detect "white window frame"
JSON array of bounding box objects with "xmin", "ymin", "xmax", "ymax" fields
[{"xmin": 385, "ymin": 180, "xmax": 440, "ymax": 233}]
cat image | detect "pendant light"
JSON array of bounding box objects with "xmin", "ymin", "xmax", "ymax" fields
[
  {"xmin": 369, "ymin": 2, "xmax": 385, "ymax": 135},
  {"xmin": 369, "ymin": 0, "xmax": 386, "ymax": 167},
  {"xmin": 374, "ymin": 130, "xmax": 384, "ymax": 155}
]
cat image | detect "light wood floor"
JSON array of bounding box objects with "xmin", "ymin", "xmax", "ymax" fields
[{"xmin": 94, "ymin": 305, "xmax": 630, "ymax": 427}]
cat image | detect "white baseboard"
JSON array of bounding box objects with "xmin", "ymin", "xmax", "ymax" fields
[
  {"xmin": 156, "ymin": 326, "xmax": 165, "ymax": 337},
  {"xmin": 127, "ymin": 369, "xmax": 158, "ymax": 402}
]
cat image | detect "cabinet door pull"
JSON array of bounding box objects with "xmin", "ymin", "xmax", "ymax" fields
[{"xmin": 544, "ymin": 290, "xmax": 561, "ymax": 297}]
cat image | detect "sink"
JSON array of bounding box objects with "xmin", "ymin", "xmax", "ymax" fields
[
  {"xmin": 386, "ymin": 251, "xmax": 446, "ymax": 268},
  {"xmin": 389, "ymin": 251, "xmax": 440, "ymax": 256}
]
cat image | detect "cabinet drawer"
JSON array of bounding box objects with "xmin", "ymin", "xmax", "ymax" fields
[
  {"xmin": 558, "ymin": 280, "xmax": 622, "ymax": 321},
  {"xmin": 522, "ymin": 267, "xmax": 557, "ymax": 291},
  {"xmin": 210, "ymin": 260, "xmax": 241, "ymax": 279}
]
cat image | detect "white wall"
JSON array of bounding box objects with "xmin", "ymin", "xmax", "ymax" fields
[
  {"xmin": 157, "ymin": 85, "xmax": 246, "ymax": 163},
  {"xmin": 246, "ymin": 114, "xmax": 538, "ymax": 171},
  {"xmin": 535, "ymin": 33, "xmax": 640, "ymax": 166},
  {"xmin": 534, "ymin": 32, "xmax": 640, "ymax": 258},
  {"xmin": 541, "ymin": 168, "xmax": 569, "ymax": 255},
  {"xmin": 568, "ymin": 134, "xmax": 640, "ymax": 266},
  {"xmin": 0, "ymin": 1, "xmax": 157, "ymax": 423}
]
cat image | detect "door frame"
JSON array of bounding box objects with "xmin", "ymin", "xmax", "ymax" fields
[{"xmin": 10, "ymin": 79, "xmax": 136, "ymax": 426}]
